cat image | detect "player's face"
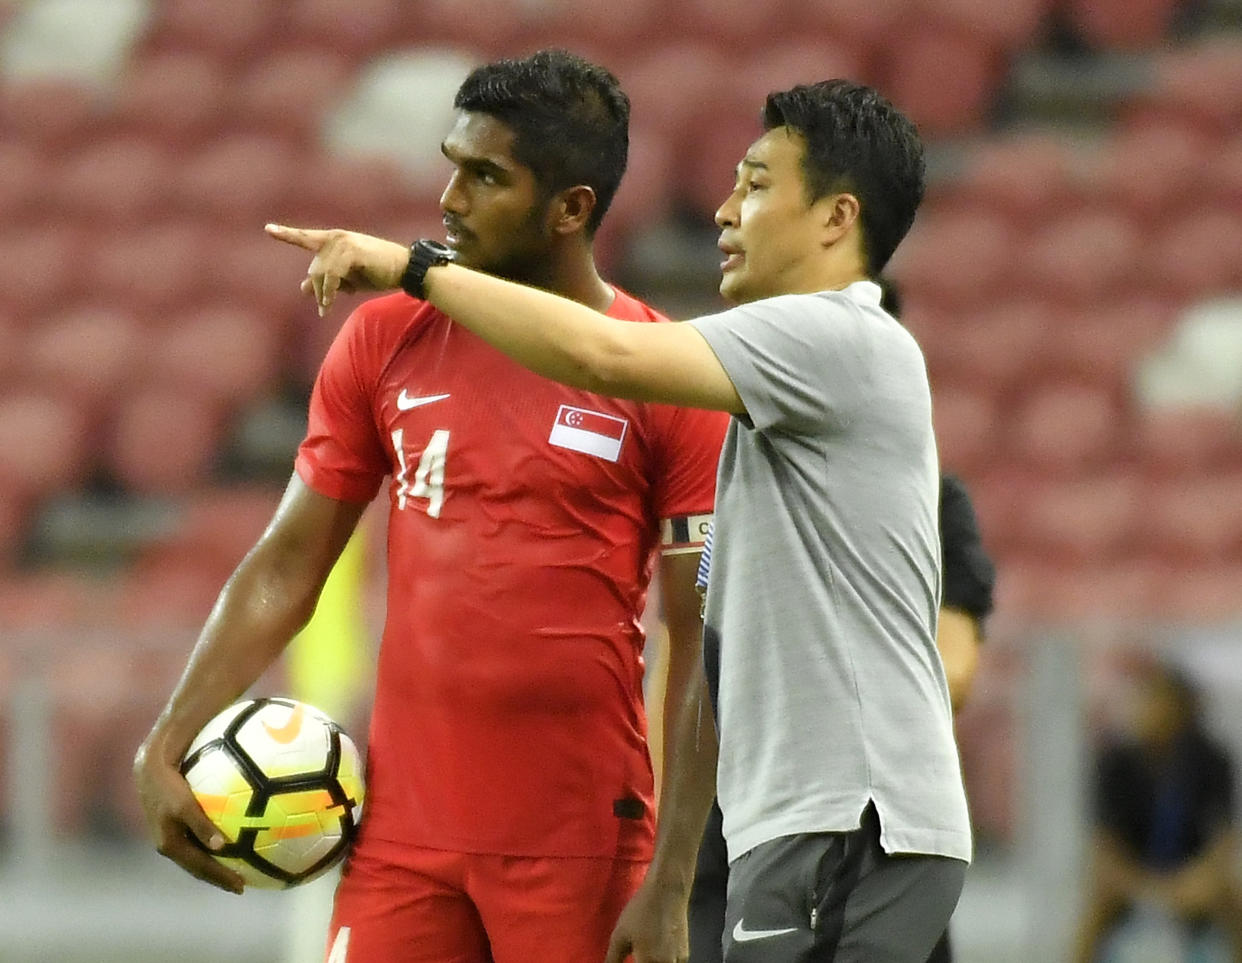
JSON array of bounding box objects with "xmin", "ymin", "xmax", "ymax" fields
[
  {"xmin": 714, "ymin": 127, "xmax": 833, "ymax": 305},
  {"xmin": 438, "ymin": 111, "xmax": 552, "ymax": 280}
]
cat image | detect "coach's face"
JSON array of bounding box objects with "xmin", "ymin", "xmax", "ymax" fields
[
  {"xmin": 439, "ymin": 111, "xmax": 551, "ymax": 281},
  {"xmin": 714, "ymin": 127, "xmax": 848, "ymax": 305}
]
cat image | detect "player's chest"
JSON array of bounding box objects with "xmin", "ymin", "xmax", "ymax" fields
[{"xmin": 373, "ymin": 338, "xmax": 651, "ymax": 515}]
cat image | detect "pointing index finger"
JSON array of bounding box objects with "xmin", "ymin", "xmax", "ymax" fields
[{"xmin": 264, "ymin": 223, "xmax": 325, "ymax": 252}]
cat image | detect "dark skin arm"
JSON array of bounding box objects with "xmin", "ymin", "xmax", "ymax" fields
[
  {"xmin": 132, "ymin": 474, "xmax": 365, "ymax": 893},
  {"xmin": 608, "ymin": 555, "xmax": 718, "ymax": 963}
]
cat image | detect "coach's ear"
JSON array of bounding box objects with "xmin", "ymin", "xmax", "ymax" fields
[
  {"xmin": 547, "ymin": 184, "xmax": 598, "ymax": 236},
  {"xmin": 819, "ymin": 191, "xmax": 861, "ymax": 248}
]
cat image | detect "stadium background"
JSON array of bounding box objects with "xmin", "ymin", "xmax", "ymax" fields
[{"xmin": 2, "ymin": 0, "xmax": 1242, "ymax": 959}]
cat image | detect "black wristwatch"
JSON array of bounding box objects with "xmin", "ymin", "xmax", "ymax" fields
[{"xmin": 400, "ymin": 239, "xmax": 457, "ymax": 300}]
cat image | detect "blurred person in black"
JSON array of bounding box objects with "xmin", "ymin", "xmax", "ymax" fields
[
  {"xmin": 1073, "ymin": 661, "xmax": 1242, "ymax": 963},
  {"xmin": 687, "ymin": 277, "xmax": 997, "ymax": 963}
]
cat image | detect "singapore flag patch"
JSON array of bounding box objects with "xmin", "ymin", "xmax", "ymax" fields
[{"xmin": 548, "ymin": 405, "xmax": 628, "ymax": 462}]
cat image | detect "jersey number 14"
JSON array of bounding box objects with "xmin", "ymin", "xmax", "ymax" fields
[{"xmin": 391, "ymin": 428, "xmax": 449, "ymax": 518}]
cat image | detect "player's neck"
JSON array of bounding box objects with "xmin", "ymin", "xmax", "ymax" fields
[{"xmin": 525, "ymin": 250, "xmax": 615, "ymax": 313}]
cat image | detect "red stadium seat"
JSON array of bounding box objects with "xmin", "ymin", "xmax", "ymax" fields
[
  {"xmin": 1008, "ymin": 381, "xmax": 1124, "ymax": 475},
  {"xmin": 1062, "ymin": 0, "xmax": 1184, "ymax": 51},
  {"xmin": 1094, "ymin": 121, "xmax": 1209, "ymax": 221},
  {"xmin": 512, "ymin": 0, "xmax": 661, "ymax": 56},
  {"xmin": 146, "ymin": 303, "xmax": 282, "ymax": 405},
  {"xmin": 174, "ymin": 485, "xmax": 283, "ymax": 571},
  {"xmin": 144, "ymin": 0, "xmax": 279, "ymax": 62},
  {"xmin": 675, "ymin": 0, "xmax": 798, "ymax": 55},
  {"xmin": 881, "ymin": 25, "xmax": 1005, "ymax": 138},
  {"xmin": 1142, "ymin": 210, "xmax": 1242, "ymax": 298},
  {"xmin": 619, "ymin": 43, "xmax": 735, "ymax": 146},
  {"xmin": 22, "ymin": 307, "xmax": 144, "ymax": 407},
  {"xmin": 284, "ymin": 0, "xmax": 403, "ymax": 62},
  {"xmin": 1133, "ymin": 406, "xmax": 1242, "ymax": 478},
  {"xmin": 0, "ymin": 389, "xmax": 94, "ymax": 500},
  {"xmin": 727, "ymin": 40, "xmax": 868, "ymax": 114},
  {"xmin": 599, "ymin": 122, "xmax": 677, "ymax": 239},
  {"xmin": 86, "ymin": 222, "xmax": 207, "ymax": 316},
  {"xmin": 1020, "ymin": 210, "xmax": 1143, "ymax": 307},
  {"xmin": 1137, "ymin": 474, "xmax": 1242, "ymax": 564},
  {"xmin": 0, "ymin": 140, "xmax": 45, "ymax": 227},
  {"xmin": 1012, "ymin": 474, "xmax": 1142, "ymax": 564},
  {"xmin": 0, "ymin": 224, "xmax": 86, "ymax": 319},
  {"xmin": 931, "ymin": 384, "xmax": 1002, "ymax": 478},
  {"xmin": 675, "ymin": 110, "xmax": 766, "ymax": 221},
  {"xmin": 924, "ymin": 0, "xmax": 1054, "ymax": 50},
  {"xmin": 50, "ymin": 135, "xmax": 176, "ymax": 227},
  {"xmin": 799, "ymin": 0, "xmax": 905, "ymax": 73},
  {"xmin": 111, "ymin": 50, "xmax": 233, "ymax": 147},
  {"xmin": 889, "ymin": 208, "xmax": 1020, "ymax": 310},
  {"xmin": 1153, "ymin": 563, "xmax": 1242, "ymax": 622},
  {"xmin": 174, "ymin": 134, "xmax": 299, "ymax": 223},
  {"xmin": 1208, "ymin": 134, "xmax": 1242, "ymax": 210},
  {"xmin": 1132, "ymin": 38, "xmax": 1242, "ymax": 137},
  {"xmin": 919, "ymin": 300, "xmax": 1053, "ymax": 396},
  {"xmin": 948, "ymin": 134, "xmax": 1079, "ymax": 229},
  {"xmin": 0, "ymin": 77, "xmax": 100, "ymax": 152},
  {"xmin": 398, "ymin": 0, "xmax": 523, "ymax": 56},
  {"xmin": 231, "ymin": 47, "xmax": 353, "ymax": 145},
  {"xmin": 114, "ymin": 552, "xmax": 230, "ymax": 627},
  {"xmin": 105, "ymin": 389, "xmax": 227, "ymax": 495}
]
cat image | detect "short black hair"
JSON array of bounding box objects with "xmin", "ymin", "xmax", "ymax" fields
[
  {"xmin": 762, "ymin": 80, "xmax": 925, "ymax": 275},
  {"xmin": 454, "ymin": 49, "xmax": 629, "ymax": 235}
]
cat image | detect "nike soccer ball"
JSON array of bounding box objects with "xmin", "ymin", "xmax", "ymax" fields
[{"xmin": 180, "ymin": 698, "xmax": 365, "ymax": 889}]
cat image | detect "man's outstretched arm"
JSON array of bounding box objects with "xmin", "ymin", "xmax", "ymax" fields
[{"xmin": 265, "ymin": 224, "xmax": 745, "ymax": 414}]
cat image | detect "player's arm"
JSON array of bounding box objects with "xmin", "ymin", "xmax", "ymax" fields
[
  {"xmin": 265, "ymin": 224, "xmax": 746, "ymax": 414},
  {"xmin": 608, "ymin": 552, "xmax": 718, "ymax": 963},
  {"xmin": 936, "ymin": 608, "xmax": 981, "ymax": 713},
  {"xmin": 133, "ymin": 473, "xmax": 365, "ymax": 893}
]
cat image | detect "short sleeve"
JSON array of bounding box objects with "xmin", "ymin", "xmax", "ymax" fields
[
  {"xmin": 688, "ymin": 293, "xmax": 868, "ymax": 434},
  {"xmin": 295, "ymin": 304, "xmax": 391, "ymax": 504},
  {"xmin": 940, "ymin": 474, "xmax": 996, "ymax": 620},
  {"xmin": 649, "ymin": 402, "xmax": 728, "ymax": 532}
]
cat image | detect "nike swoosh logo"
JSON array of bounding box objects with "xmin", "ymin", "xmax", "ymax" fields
[
  {"xmin": 397, "ymin": 390, "xmax": 451, "ymax": 411},
  {"xmin": 261, "ymin": 703, "xmax": 305, "ymax": 745},
  {"xmin": 732, "ymin": 919, "xmax": 799, "ymax": 943}
]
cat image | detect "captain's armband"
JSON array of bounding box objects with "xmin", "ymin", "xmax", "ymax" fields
[{"xmin": 659, "ymin": 513, "xmax": 713, "ymax": 556}]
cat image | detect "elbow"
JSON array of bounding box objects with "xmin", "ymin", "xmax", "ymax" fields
[{"xmin": 574, "ymin": 328, "xmax": 644, "ymax": 397}]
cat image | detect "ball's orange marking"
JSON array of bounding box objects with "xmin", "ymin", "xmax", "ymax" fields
[{"xmin": 260, "ymin": 703, "xmax": 306, "ymax": 745}]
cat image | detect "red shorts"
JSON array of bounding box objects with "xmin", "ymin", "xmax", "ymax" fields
[{"xmin": 324, "ymin": 841, "xmax": 648, "ymax": 963}]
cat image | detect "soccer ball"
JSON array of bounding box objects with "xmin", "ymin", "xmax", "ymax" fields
[{"xmin": 180, "ymin": 698, "xmax": 365, "ymax": 889}]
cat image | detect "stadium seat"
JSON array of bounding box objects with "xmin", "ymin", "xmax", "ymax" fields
[
  {"xmin": 204, "ymin": 227, "xmax": 319, "ymax": 324},
  {"xmin": 0, "ymin": 389, "xmax": 93, "ymax": 500},
  {"xmin": 880, "ymin": 25, "xmax": 1004, "ymax": 138},
  {"xmin": 1012, "ymin": 474, "xmax": 1142, "ymax": 564},
  {"xmin": 924, "ymin": 0, "xmax": 1054, "ymax": 50},
  {"xmin": 395, "ymin": 0, "xmax": 521, "ymax": 57},
  {"xmin": 174, "ymin": 133, "xmax": 299, "ymax": 223},
  {"xmin": 1062, "ymin": 0, "xmax": 1185, "ymax": 52},
  {"xmin": 284, "ymin": 0, "xmax": 403, "ymax": 60},
  {"xmin": 1095, "ymin": 120, "xmax": 1209, "ymax": 221},
  {"xmin": 85, "ymin": 222, "xmax": 207, "ymax": 316},
  {"xmin": 1208, "ymin": 134, "xmax": 1242, "ymax": 210},
  {"xmin": 1143, "ymin": 210, "xmax": 1242, "ymax": 298},
  {"xmin": 920, "ymin": 300, "xmax": 1053, "ymax": 396},
  {"xmin": 104, "ymin": 389, "xmax": 227, "ymax": 495},
  {"xmin": 114, "ymin": 550, "xmax": 231, "ymax": 627},
  {"xmin": 599, "ymin": 121, "xmax": 677, "ymax": 240},
  {"xmin": 22, "ymin": 306, "xmax": 143, "ymax": 407},
  {"xmin": 1137, "ymin": 474, "xmax": 1242, "ymax": 564},
  {"xmin": 948, "ymin": 134, "xmax": 1079, "ymax": 229},
  {"xmin": 798, "ymin": 0, "xmax": 903, "ymax": 70},
  {"xmin": 1154, "ymin": 563, "xmax": 1242, "ymax": 622},
  {"xmin": 111, "ymin": 50, "xmax": 233, "ymax": 148},
  {"xmin": 0, "ymin": 222, "xmax": 85, "ymax": 319},
  {"xmin": 231, "ymin": 47, "xmax": 353, "ymax": 146},
  {"xmin": 0, "ymin": 77, "xmax": 100, "ymax": 152},
  {"xmin": 322, "ymin": 48, "xmax": 476, "ymax": 183},
  {"xmin": 146, "ymin": 304, "xmax": 282, "ymax": 406},
  {"xmin": 51, "ymin": 135, "xmax": 176, "ymax": 226},
  {"xmin": 890, "ymin": 208, "xmax": 1019, "ymax": 311},
  {"xmin": 1007, "ymin": 381, "xmax": 1123, "ymax": 474},
  {"xmin": 0, "ymin": 140, "xmax": 45, "ymax": 227},
  {"xmin": 676, "ymin": 0, "xmax": 798, "ymax": 55},
  {"xmin": 931, "ymin": 384, "xmax": 1002, "ymax": 478},
  {"xmin": 508, "ymin": 0, "xmax": 661, "ymax": 56},
  {"xmin": 727, "ymin": 40, "xmax": 868, "ymax": 113},
  {"xmin": 619, "ymin": 43, "xmax": 735, "ymax": 146},
  {"xmin": 1135, "ymin": 38, "xmax": 1242, "ymax": 137},
  {"xmin": 675, "ymin": 110, "xmax": 766, "ymax": 220},
  {"xmin": 1132, "ymin": 406, "xmax": 1242, "ymax": 478},
  {"xmin": 143, "ymin": 0, "xmax": 279, "ymax": 62},
  {"xmin": 1020, "ymin": 209, "xmax": 1142, "ymax": 306}
]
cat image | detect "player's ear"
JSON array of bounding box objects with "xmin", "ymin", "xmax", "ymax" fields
[{"xmin": 549, "ymin": 185, "xmax": 597, "ymax": 236}]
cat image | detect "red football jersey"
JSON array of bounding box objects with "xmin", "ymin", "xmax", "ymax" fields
[{"xmin": 295, "ymin": 289, "xmax": 726, "ymax": 859}]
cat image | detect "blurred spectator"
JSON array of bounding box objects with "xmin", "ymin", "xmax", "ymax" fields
[{"xmin": 1073, "ymin": 661, "xmax": 1242, "ymax": 963}]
